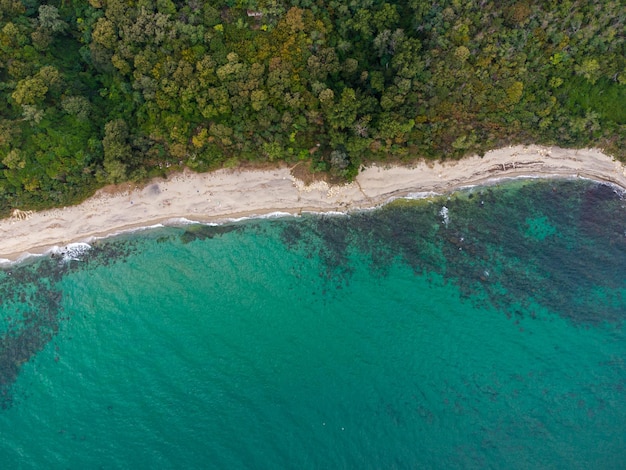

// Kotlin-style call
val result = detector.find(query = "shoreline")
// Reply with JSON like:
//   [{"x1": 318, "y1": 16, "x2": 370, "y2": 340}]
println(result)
[{"x1": 1, "y1": 144, "x2": 625, "y2": 264}]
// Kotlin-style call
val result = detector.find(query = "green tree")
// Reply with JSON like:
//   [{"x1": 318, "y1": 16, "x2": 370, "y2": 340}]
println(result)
[
  {"x1": 12, "y1": 76, "x2": 48, "y2": 105},
  {"x1": 37, "y1": 5, "x2": 68, "y2": 34},
  {"x1": 575, "y1": 58, "x2": 601, "y2": 84},
  {"x1": 102, "y1": 119, "x2": 131, "y2": 183}
]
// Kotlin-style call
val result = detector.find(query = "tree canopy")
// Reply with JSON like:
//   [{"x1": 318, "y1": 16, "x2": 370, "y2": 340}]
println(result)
[{"x1": 0, "y1": 0, "x2": 624, "y2": 214}]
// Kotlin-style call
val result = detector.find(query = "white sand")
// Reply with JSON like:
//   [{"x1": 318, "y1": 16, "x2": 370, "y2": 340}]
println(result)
[{"x1": 1, "y1": 144, "x2": 625, "y2": 262}]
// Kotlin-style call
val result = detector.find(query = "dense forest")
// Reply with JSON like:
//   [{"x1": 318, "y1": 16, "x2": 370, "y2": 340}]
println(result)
[{"x1": 0, "y1": 0, "x2": 624, "y2": 214}]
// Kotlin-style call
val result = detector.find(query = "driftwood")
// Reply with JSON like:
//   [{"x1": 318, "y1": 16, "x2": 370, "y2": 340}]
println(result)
[{"x1": 10, "y1": 209, "x2": 33, "y2": 221}]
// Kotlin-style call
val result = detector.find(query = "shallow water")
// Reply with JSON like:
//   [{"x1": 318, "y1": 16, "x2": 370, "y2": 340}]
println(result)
[{"x1": 0, "y1": 179, "x2": 625, "y2": 468}]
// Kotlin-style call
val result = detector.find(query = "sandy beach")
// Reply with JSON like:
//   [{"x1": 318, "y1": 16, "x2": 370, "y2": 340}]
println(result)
[{"x1": 1, "y1": 144, "x2": 625, "y2": 263}]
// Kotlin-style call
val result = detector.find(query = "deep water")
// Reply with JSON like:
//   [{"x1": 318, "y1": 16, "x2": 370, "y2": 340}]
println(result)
[{"x1": 1, "y1": 179, "x2": 625, "y2": 469}]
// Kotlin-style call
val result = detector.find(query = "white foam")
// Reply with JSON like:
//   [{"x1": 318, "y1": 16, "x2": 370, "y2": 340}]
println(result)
[
  {"x1": 600, "y1": 181, "x2": 626, "y2": 198},
  {"x1": 50, "y1": 242, "x2": 92, "y2": 262},
  {"x1": 0, "y1": 251, "x2": 47, "y2": 268},
  {"x1": 164, "y1": 217, "x2": 198, "y2": 226},
  {"x1": 439, "y1": 206, "x2": 450, "y2": 226},
  {"x1": 300, "y1": 210, "x2": 348, "y2": 218},
  {"x1": 123, "y1": 223, "x2": 166, "y2": 232},
  {"x1": 84, "y1": 223, "x2": 167, "y2": 245},
  {"x1": 258, "y1": 211, "x2": 293, "y2": 219},
  {"x1": 404, "y1": 191, "x2": 441, "y2": 199},
  {"x1": 225, "y1": 211, "x2": 294, "y2": 223}
]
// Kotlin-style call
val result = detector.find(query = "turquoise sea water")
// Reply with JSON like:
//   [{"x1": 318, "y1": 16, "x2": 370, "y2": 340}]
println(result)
[{"x1": 1, "y1": 179, "x2": 625, "y2": 469}]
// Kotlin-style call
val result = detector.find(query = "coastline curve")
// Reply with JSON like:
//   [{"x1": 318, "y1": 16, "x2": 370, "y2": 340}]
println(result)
[{"x1": 1, "y1": 145, "x2": 624, "y2": 263}]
